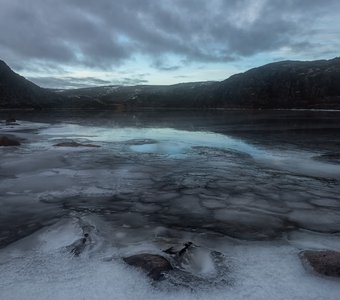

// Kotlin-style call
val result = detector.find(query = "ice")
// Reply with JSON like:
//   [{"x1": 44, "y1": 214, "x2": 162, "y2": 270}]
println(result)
[
  {"x1": 201, "y1": 199, "x2": 227, "y2": 209},
  {"x1": 310, "y1": 198, "x2": 340, "y2": 208},
  {"x1": 0, "y1": 171, "x2": 78, "y2": 193},
  {"x1": 0, "y1": 151, "x2": 66, "y2": 175},
  {"x1": 258, "y1": 155, "x2": 340, "y2": 180},
  {"x1": 0, "y1": 120, "x2": 50, "y2": 132},
  {"x1": 214, "y1": 209, "x2": 284, "y2": 230},
  {"x1": 171, "y1": 195, "x2": 209, "y2": 215},
  {"x1": 286, "y1": 230, "x2": 340, "y2": 251},
  {"x1": 177, "y1": 247, "x2": 218, "y2": 277},
  {"x1": 38, "y1": 122, "x2": 340, "y2": 180},
  {"x1": 130, "y1": 141, "x2": 187, "y2": 155},
  {"x1": 1, "y1": 113, "x2": 340, "y2": 299},
  {"x1": 40, "y1": 124, "x2": 263, "y2": 157},
  {"x1": 288, "y1": 209, "x2": 340, "y2": 232},
  {"x1": 0, "y1": 218, "x2": 340, "y2": 300}
]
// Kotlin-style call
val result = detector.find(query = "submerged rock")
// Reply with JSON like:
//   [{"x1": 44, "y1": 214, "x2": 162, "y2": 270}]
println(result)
[
  {"x1": 123, "y1": 253, "x2": 173, "y2": 280},
  {"x1": 54, "y1": 141, "x2": 100, "y2": 148},
  {"x1": 5, "y1": 118, "x2": 17, "y2": 125},
  {"x1": 0, "y1": 136, "x2": 21, "y2": 146},
  {"x1": 300, "y1": 250, "x2": 340, "y2": 278}
]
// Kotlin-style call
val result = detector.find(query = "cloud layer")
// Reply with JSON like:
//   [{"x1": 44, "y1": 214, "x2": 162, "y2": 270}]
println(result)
[{"x1": 0, "y1": 0, "x2": 339, "y2": 88}]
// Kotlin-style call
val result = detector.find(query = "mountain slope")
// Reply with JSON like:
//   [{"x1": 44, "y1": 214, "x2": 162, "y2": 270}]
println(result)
[
  {"x1": 1, "y1": 57, "x2": 340, "y2": 109},
  {"x1": 58, "y1": 81, "x2": 217, "y2": 109},
  {"x1": 0, "y1": 60, "x2": 48, "y2": 108},
  {"x1": 214, "y1": 58, "x2": 340, "y2": 109}
]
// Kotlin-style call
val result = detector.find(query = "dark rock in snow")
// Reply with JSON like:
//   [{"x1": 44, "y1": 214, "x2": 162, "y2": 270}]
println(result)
[
  {"x1": 0, "y1": 136, "x2": 21, "y2": 146},
  {"x1": 67, "y1": 233, "x2": 90, "y2": 256},
  {"x1": 300, "y1": 250, "x2": 340, "y2": 278},
  {"x1": 70, "y1": 238, "x2": 87, "y2": 256},
  {"x1": 164, "y1": 242, "x2": 194, "y2": 257},
  {"x1": 123, "y1": 253, "x2": 173, "y2": 280}
]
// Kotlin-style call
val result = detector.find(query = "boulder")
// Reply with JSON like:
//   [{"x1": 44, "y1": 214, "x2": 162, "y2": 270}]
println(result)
[
  {"x1": 123, "y1": 253, "x2": 173, "y2": 280},
  {"x1": 300, "y1": 250, "x2": 340, "y2": 278},
  {"x1": 0, "y1": 136, "x2": 21, "y2": 146}
]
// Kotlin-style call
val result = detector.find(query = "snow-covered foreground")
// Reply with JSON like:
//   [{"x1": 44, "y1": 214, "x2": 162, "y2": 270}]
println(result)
[
  {"x1": 0, "y1": 216, "x2": 339, "y2": 300},
  {"x1": 0, "y1": 112, "x2": 340, "y2": 299}
]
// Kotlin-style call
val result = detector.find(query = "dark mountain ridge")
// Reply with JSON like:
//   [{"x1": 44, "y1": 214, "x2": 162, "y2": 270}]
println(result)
[
  {"x1": 1, "y1": 57, "x2": 340, "y2": 110},
  {"x1": 213, "y1": 58, "x2": 340, "y2": 109},
  {"x1": 0, "y1": 60, "x2": 68, "y2": 109},
  {"x1": 0, "y1": 60, "x2": 47, "y2": 108}
]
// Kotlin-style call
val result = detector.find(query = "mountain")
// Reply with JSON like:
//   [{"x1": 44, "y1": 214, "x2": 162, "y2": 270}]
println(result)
[
  {"x1": 0, "y1": 60, "x2": 73, "y2": 109},
  {"x1": 0, "y1": 60, "x2": 48, "y2": 108},
  {"x1": 1, "y1": 58, "x2": 340, "y2": 110},
  {"x1": 57, "y1": 81, "x2": 217, "y2": 110},
  {"x1": 213, "y1": 58, "x2": 340, "y2": 109}
]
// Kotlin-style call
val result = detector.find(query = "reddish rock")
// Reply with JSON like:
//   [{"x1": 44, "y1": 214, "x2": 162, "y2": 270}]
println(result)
[
  {"x1": 0, "y1": 136, "x2": 20, "y2": 146},
  {"x1": 300, "y1": 250, "x2": 340, "y2": 278},
  {"x1": 123, "y1": 253, "x2": 173, "y2": 280}
]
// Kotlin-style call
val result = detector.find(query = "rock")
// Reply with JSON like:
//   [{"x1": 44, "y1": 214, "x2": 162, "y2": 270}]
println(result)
[
  {"x1": 54, "y1": 141, "x2": 100, "y2": 148},
  {"x1": 70, "y1": 238, "x2": 87, "y2": 256},
  {"x1": 123, "y1": 253, "x2": 173, "y2": 280},
  {"x1": 0, "y1": 136, "x2": 21, "y2": 146},
  {"x1": 67, "y1": 233, "x2": 90, "y2": 256},
  {"x1": 300, "y1": 250, "x2": 340, "y2": 278},
  {"x1": 164, "y1": 242, "x2": 194, "y2": 256},
  {"x1": 5, "y1": 118, "x2": 17, "y2": 125}
]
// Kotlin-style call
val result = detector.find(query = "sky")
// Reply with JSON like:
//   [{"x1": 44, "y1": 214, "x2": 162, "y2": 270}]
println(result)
[{"x1": 0, "y1": 0, "x2": 339, "y2": 89}]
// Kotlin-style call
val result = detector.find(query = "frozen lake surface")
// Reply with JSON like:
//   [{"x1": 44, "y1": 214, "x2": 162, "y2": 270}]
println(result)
[{"x1": 0, "y1": 110, "x2": 340, "y2": 299}]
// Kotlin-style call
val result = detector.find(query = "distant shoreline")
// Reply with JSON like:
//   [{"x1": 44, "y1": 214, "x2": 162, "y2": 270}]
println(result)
[{"x1": 1, "y1": 108, "x2": 340, "y2": 112}]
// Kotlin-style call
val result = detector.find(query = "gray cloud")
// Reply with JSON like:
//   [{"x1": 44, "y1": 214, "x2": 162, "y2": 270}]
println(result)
[
  {"x1": 152, "y1": 59, "x2": 181, "y2": 71},
  {"x1": 120, "y1": 78, "x2": 148, "y2": 86},
  {"x1": 1, "y1": 0, "x2": 339, "y2": 87},
  {"x1": 27, "y1": 76, "x2": 113, "y2": 89},
  {"x1": 174, "y1": 75, "x2": 189, "y2": 79},
  {"x1": 28, "y1": 76, "x2": 148, "y2": 89}
]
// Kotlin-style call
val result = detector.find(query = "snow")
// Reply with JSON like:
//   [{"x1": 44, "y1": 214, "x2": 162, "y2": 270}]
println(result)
[{"x1": 0, "y1": 217, "x2": 339, "y2": 300}]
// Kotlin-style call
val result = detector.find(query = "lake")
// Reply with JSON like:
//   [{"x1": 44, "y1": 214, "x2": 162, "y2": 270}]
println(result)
[{"x1": 0, "y1": 110, "x2": 340, "y2": 299}]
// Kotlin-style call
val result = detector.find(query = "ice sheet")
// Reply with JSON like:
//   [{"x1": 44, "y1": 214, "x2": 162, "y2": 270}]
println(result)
[{"x1": 1, "y1": 117, "x2": 340, "y2": 299}]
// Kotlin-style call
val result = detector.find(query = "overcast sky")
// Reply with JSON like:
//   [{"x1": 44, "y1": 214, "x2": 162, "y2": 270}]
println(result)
[{"x1": 0, "y1": 0, "x2": 339, "y2": 89}]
